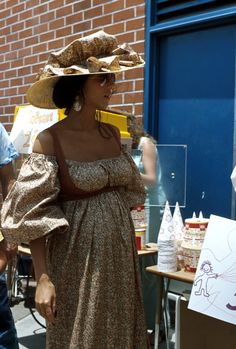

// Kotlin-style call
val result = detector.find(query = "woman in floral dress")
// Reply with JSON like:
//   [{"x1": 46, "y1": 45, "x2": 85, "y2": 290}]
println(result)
[{"x1": 1, "y1": 31, "x2": 149, "y2": 348}]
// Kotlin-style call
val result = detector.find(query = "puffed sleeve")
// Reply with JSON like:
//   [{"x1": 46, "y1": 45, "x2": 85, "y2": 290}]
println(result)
[
  {"x1": 1, "y1": 153, "x2": 69, "y2": 245},
  {"x1": 122, "y1": 150, "x2": 146, "y2": 208}
]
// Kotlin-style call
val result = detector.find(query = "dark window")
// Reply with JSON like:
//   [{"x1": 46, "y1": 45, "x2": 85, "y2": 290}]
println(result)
[{"x1": 155, "y1": 0, "x2": 236, "y2": 23}]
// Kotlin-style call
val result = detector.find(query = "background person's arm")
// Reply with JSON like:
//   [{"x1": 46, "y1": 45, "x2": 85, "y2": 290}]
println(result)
[
  {"x1": 140, "y1": 137, "x2": 157, "y2": 187},
  {"x1": 0, "y1": 162, "x2": 15, "y2": 200},
  {"x1": 0, "y1": 161, "x2": 17, "y2": 271},
  {"x1": 0, "y1": 232, "x2": 7, "y2": 272}
]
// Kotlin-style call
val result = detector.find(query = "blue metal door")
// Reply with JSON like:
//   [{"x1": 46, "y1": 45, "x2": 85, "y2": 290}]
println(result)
[{"x1": 157, "y1": 24, "x2": 236, "y2": 219}]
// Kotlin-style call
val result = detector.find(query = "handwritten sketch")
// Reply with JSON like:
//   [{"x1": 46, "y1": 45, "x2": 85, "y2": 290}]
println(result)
[
  {"x1": 188, "y1": 215, "x2": 236, "y2": 325},
  {"x1": 194, "y1": 261, "x2": 218, "y2": 297}
]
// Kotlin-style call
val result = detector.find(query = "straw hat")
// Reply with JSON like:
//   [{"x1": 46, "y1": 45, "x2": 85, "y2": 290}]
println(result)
[{"x1": 27, "y1": 30, "x2": 145, "y2": 109}]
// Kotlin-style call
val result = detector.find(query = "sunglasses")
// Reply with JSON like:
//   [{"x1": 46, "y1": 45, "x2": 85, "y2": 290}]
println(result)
[{"x1": 89, "y1": 73, "x2": 116, "y2": 86}]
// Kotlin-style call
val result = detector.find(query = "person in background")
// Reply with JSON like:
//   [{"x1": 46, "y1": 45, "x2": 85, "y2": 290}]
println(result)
[
  {"x1": 128, "y1": 114, "x2": 161, "y2": 242},
  {"x1": 128, "y1": 115, "x2": 163, "y2": 339},
  {"x1": 1, "y1": 31, "x2": 150, "y2": 348},
  {"x1": 0, "y1": 122, "x2": 19, "y2": 349}
]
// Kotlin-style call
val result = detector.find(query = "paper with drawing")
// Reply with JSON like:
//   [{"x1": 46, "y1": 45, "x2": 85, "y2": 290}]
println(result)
[{"x1": 188, "y1": 214, "x2": 236, "y2": 325}]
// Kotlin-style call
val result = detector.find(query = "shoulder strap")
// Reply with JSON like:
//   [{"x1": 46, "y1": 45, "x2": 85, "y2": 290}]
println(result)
[
  {"x1": 48, "y1": 128, "x2": 71, "y2": 181},
  {"x1": 105, "y1": 123, "x2": 122, "y2": 150},
  {"x1": 47, "y1": 127, "x2": 79, "y2": 199}
]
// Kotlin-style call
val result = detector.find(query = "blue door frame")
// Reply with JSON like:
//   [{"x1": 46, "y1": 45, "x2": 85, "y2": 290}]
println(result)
[{"x1": 144, "y1": 3, "x2": 236, "y2": 219}]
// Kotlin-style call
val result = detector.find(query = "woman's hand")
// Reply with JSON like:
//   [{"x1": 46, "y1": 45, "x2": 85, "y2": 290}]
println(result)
[
  {"x1": 29, "y1": 237, "x2": 56, "y2": 323},
  {"x1": 35, "y1": 274, "x2": 57, "y2": 325}
]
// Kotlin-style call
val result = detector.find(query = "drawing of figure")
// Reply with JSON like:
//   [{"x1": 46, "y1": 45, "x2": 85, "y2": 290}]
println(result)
[
  {"x1": 194, "y1": 260, "x2": 218, "y2": 297},
  {"x1": 189, "y1": 215, "x2": 236, "y2": 325}
]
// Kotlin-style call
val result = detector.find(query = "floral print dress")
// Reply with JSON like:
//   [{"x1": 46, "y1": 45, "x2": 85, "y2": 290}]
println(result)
[{"x1": 1, "y1": 149, "x2": 150, "y2": 349}]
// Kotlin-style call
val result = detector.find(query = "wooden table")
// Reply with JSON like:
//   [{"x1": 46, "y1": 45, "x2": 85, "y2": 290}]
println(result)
[
  {"x1": 138, "y1": 247, "x2": 158, "y2": 257},
  {"x1": 146, "y1": 265, "x2": 195, "y2": 283},
  {"x1": 146, "y1": 265, "x2": 195, "y2": 349},
  {"x1": 18, "y1": 245, "x2": 158, "y2": 257},
  {"x1": 18, "y1": 244, "x2": 31, "y2": 256}
]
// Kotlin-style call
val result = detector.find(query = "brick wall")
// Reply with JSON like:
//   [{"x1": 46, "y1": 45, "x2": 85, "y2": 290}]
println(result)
[{"x1": 0, "y1": 0, "x2": 146, "y2": 133}]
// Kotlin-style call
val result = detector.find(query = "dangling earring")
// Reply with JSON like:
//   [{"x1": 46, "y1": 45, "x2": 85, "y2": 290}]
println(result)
[
  {"x1": 73, "y1": 96, "x2": 81, "y2": 112},
  {"x1": 100, "y1": 77, "x2": 106, "y2": 87}
]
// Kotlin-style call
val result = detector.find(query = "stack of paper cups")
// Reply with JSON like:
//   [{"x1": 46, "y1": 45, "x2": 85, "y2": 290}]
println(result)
[
  {"x1": 157, "y1": 201, "x2": 177, "y2": 272},
  {"x1": 157, "y1": 240, "x2": 177, "y2": 272}
]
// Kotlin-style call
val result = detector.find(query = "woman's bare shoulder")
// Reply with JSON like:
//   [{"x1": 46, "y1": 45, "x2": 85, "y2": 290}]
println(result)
[
  {"x1": 32, "y1": 127, "x2": 55, "y2": 155},
  {"x1": 141, "y1": 136, "x2": 155, "y2": 148}
]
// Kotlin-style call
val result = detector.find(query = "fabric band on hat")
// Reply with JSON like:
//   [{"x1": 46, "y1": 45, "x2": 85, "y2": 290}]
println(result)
[{"x1": 26, "y1": 30, "x2": 145, "y2": 109}]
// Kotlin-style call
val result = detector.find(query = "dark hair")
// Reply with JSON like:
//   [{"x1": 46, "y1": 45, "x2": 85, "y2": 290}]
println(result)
[
  {"x1": 52, "y1": 75, "x2": 89, "y2": 114},
  {"x1": 127, "y1": 115, "x2": 157, "y2": 149}
]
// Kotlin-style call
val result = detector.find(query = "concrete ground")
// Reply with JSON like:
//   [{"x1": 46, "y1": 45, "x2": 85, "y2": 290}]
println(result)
[
  {"x1": 9, "y1": 274, "x2": 46, "y2": 349},
  {"x1": 11, "y1": 300, "x2": 46, "y2": 349}
]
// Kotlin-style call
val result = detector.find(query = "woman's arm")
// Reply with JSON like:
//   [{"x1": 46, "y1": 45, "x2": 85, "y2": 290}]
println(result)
[
  {"x1": 140, "y1": 137, "x2": 157, "y2": 187},
  {"x1": 30, "y1": 236, "x2": 56, "y2": 324},
  {"x1": 29, "y1": 236, "x2": 48, "y2": 282}
]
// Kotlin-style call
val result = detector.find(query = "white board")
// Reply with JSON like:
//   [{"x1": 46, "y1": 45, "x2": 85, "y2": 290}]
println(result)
[{"x1": 10, "y1": 106, "x2": 59, "y2": 154}]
